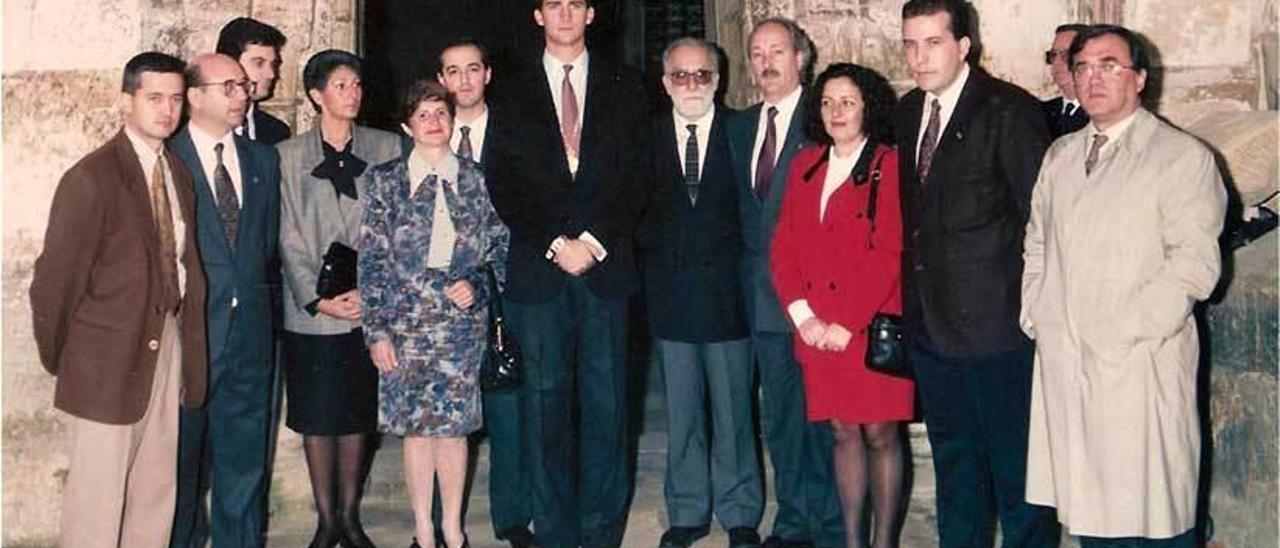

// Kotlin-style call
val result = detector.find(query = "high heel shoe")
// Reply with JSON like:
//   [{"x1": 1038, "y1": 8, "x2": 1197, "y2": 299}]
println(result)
[{"x1": 338, "y1": 518, "x2": 378, "y2": 548}]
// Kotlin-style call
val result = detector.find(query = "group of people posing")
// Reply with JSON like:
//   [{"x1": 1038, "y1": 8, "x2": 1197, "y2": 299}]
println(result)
[{"x1": 29, "y1": 1, "x2": 1227, "y2": 548}]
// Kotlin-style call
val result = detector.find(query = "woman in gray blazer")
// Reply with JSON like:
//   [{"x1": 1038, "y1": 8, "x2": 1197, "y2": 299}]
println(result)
[{"x1": 277, "y1": 49, "x2": 402, "y2": 548}]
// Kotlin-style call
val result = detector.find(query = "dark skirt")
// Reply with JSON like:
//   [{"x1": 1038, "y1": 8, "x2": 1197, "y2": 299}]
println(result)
[{"x1": 282, "y1": 329, "x2": 378, "y2": 435}]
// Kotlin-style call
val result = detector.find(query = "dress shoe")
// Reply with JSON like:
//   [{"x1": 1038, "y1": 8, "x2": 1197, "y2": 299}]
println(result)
[
  {"x1": 727, "y1": 527, "x2": 761, "y2": 548},
  {"x1": 498, "y1": 525, "x2": 536, "y2": 548},
  {"x1": 409, "y1": 539, "x2": 421, "y2": 548},
  {"x1": 760, "y1": 536, "x2": 813, "y2": 548},
  {"x1": 339, "y1": 519, "x2": 378, "y2": 548},
  {"x1": 659, "y1": 525, "x2": 711, "y2": 548}
]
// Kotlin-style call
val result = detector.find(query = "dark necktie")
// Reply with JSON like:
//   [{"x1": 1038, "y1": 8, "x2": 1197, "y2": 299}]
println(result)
[
  {"x1": 561, "y1": 64, "x2": 580, "y2": 157},
  {"x1": 458, "y1": 125, "x2": 474, "y2": 160},
  {"x1": 754, "y1": 106, "x2": 779, "y2": 201},
  {"x1": 1085, "y1": 133, "x2": 1109, "y2": 176},
  {"x1": 213, "y1": 142, "x2": 240, "y2": 250},
  {"x1": 150, "y1": 156, "x2": 180, "y2": 310},
  {"x1": 684, "y1": 123, "x2": 700, "y2": 205},
  {"x1": 917, "y1": 98, "x2": 942, "y2": 182}
]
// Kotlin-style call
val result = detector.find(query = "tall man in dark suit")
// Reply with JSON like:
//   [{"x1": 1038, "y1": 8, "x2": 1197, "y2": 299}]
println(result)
[
  {"x1": 30, "y1": 51, "x2": 209, "y2": 548},
  {"x1": 168, "y1": 53, "x2": 281, "y2": 548},
  {"x1": 1041, "y1": 23, "x2": 1090, "y2": 138},
  {"x1": 725, "y1": 17, "x2": 843, "y2": 548},
  {"x1": 437, "y1": 37, "x2": 535, "y2": 548},
  {"x1": 895, "y1": 1, "x2": 1059, "y2": 547},
  {"x1": 643, "y1": 37, "x2": 763, "y2": 548},
  {"x1": 217, "y1": 17, "x2": 291, "y2": 146},
  {"x1": 485, "y1": 1, "x2": 649, "y2": 546}
]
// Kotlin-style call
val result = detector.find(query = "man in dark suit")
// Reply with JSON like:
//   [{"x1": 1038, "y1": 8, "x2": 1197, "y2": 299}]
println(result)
[
  {"x1": 643, "y1": 37, "x2": 762, "y2": 548},
  {"x1": 168, "y1": 53, "x2": 281, "y2": 548},
  {"x1": 895, "y1": 1, "x2": 1059, "y2": 547},
  {"x1": 30, "y1": 51, "x2": 209, "y2": 548},
  {"x1": 437, "y1": 37, "x2": 535, "y2": 548},
  {"x1": 217, "y1": 17, "x2": 291, "y2": 146},
  {"x1": 1041, "y1": 23, "x2": 1090, "y2": 138},
  {"x1": 485, "y1": 1, "x2": 650, "y2": 546},
  {"x1": 725, "y1": 17, "x2": 843, "y2": 548}
]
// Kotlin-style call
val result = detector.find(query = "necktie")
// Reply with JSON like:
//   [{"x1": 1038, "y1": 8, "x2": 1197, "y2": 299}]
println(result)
[
  {"x1": 754, "y1": 106, "x2": 779, "y2": 201},
  {"x1": 561, "y1": 64, "x2": 580, "y2": 158},
  {"x1": 917, "y1": 98, "x2": 942, "y2": 182},
  {"x1": 150, "y1": 156, "x2": 181, "y2": 310},
  {"x1": 684, "y1": 123, "x2": 700, "y2": 205},
  {"x1": 457, "y1": 125, "x2": 474, "y2": 160},
  {"x1": 1085, "y1": 133, "x2": 1109, "y2": 176},
  {"x1": 213, "y1": 142, "x2": 240, "y2": 250}
]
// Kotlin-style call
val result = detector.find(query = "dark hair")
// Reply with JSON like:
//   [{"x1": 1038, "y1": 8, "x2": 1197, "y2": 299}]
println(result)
[
  {"x1": 902, "y1": 0, "x2": 973, "y2": 41},
  {"x1": 1055, "y1": 23, "x2": 1089, "y2": 35},
  {"x1": 303, "y1": 49, "x2": 363, "y2": 112},
  {"x1": 750, "y1": 17, "x2": 816, "y2": 82},
  {"x1": 806, "y1": 63, "x2": 897, "y2": 146},
  {"x1": 399, "y1": 79, "x2": 456, "y2": 124},
  {"x1": 438, "y1": 38, "x2": 489, "y2": 69},
  {"x1": 216, "y1": 17, "x2": 287, "y2": 60},
  {"x1": 1068, "y1": 24, "x2": 1151, "y2": 74},
  {"x1": 122, "y1": 51, "x2": 185, "y2": 94}
]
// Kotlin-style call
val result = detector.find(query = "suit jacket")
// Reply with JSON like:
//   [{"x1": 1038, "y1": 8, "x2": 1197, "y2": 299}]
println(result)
[
  {"x1": 30, "y1": 130, "x2": 209, "y2": 424},
  {"x1": 894, "y1": 67, "x2": 1050, "y2": 357},
  {"x1": 1041, "y1": 96, "x2": 1089, "y2": 139},
  {"x1": 277, "y1": 125, "x2": 404, "y2": 335},
  {"x1": 638, "y1": 107, "x2": 748, "y2": 343},
  {"x1": 486, "y1": 55, "x2": 650, "y2": 303},
  {"x1": 170, "y1": 128, "x2": 280, "y2": 380},
  {"x1": 726, "y1": 94, "x2": 811, "y2": 333},
  {"x1": 251, "y1": 106, "x2": 292, "y2": 146}
]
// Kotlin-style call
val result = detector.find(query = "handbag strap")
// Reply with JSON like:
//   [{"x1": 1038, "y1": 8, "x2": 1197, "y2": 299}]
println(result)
[{"x1": 866, "y1": 145, "x2": 886, "y2": 228}]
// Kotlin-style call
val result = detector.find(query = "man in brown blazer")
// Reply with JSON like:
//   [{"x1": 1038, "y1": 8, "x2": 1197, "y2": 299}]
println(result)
[{"x1": 28, "y1": 51, "x2": 209, "y2": 548}]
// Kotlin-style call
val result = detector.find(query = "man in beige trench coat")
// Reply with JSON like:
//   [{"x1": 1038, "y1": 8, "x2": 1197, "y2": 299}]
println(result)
[{"x1": 1020, "y1": 24, "x2": 1226, "y2": 548}]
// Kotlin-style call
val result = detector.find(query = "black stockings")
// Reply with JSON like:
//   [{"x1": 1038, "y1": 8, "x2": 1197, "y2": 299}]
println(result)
[
  {"x1": 304, "y1": 433, "x2": 377, "y2": 548},
  {"x1": 832, "y1": 421, "x2": 905, "y2": 548}
]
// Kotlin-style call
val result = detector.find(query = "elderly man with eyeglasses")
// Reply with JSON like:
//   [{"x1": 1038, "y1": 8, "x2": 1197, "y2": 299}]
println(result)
[{"x1": 1041, "y1": 23, "x2": 1091, "y2": 138}]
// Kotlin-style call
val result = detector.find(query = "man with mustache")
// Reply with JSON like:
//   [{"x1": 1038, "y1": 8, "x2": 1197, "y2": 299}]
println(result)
[
  {"x1": 894, "y1": 1, "x2": 1058, "y2": 547},
  {"x1": 725, "y1": 17, "x2": 843, "y2": 548},
  {"x1": 167, "y1": 53, "x2": 282, "y2": 548},
  {"x1": 642, "y1": 37, "x2": 762, "y2": 548},
  {"x1": 31, "y1": 51, "x2": 208, "y2": 548}
]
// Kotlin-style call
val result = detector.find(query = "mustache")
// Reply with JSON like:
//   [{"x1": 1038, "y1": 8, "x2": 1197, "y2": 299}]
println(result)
[{"x1": 759, "y1": 68, "x2": 781, "y2": 78}]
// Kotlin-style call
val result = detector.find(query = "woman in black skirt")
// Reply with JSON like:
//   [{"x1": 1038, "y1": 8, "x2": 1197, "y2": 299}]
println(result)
[{"x1": 276, "y1": 49, "x2": 404, "y2": 548}]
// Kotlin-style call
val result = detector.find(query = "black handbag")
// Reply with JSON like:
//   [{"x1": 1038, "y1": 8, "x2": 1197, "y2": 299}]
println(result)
[
  {"x1": 480, "y1": 265, "x2": 523, "y2": 391},
  {"x1": 315, "y1": 241, "x2": 358, "y2": 298},
  {"x1": 861, "y1": 149, "x2": 911, "y2": 378}
]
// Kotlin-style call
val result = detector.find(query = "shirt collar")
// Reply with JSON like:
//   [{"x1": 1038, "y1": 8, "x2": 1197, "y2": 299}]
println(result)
[
  {"x1": 188, "y1": 123, "x2": 235, "y2": 156},
  {"x1": 543, "y1": 49, "x2": 589, "y2": 79},
  {"x1": 1088, "y1": 107, "x2": 1141, "y2": 146},
  {"x1": 673, "y1": 105, "x2": 715, "y2": 132},
  {"x1": 765, "y1": 84, "x2": 804, "y2": 118},
  {"x1": 123, "y1": 126, "x2": 163, "y2": 169},
  {"x1": 409, "y1": 148, "x2": 460, "y2": 183},
  {"x1": 926, "y1": 63, "x2": 970, "y2": 111},
  {"x1": 459, "y1": 107, "x2": 488, "y2": 133}
]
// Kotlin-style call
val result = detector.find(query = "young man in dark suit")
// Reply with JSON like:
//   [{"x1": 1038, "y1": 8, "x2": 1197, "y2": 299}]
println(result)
[
  {"x1": 30, "y1": 51, "x2": 209, "y2": 548},
  {"x1": 725, "y1": 17, "x2": 843, "y2": 548},
  {"x1": 217, "y1": 17, "x2": 291, "y2": 146},
  {"x1": 642, "y1": 37, "x2": 762, "y2": 548},
  {"x1": 895, "y1": 1, "x2": 1059, "y2": 546},
  {"x1": 484, "y1": 1, "x2": 650, "y2": 547},
  {"x1": 167, "y1": 53, "x2": 281, "y2": 548},
  {"x1": 1041, "y1": 23, "x2": 1090, "y2": 138}
]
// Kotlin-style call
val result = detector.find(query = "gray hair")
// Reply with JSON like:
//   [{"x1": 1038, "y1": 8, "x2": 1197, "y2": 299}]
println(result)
[
  {"x1": 662, "y1": 37, "x2": 721, "y2": 74},
  {"x1": 750, "y1": 16, "x2": 815, "y2": 68}
]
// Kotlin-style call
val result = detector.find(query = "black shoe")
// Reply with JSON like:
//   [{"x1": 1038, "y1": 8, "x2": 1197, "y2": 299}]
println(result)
[
  {"x1": 727, "y1": 527, "x2": 761, "y2": 548},
  {"x1": 498, "y1": 525, "x2": 536, "y2": 548},
  {"x1": 659, "y1": 525, "x2": 711, "y2": 548},
  {"x1": 409, "y1": 538, "x2": 421, "y2": 548},
  {"x1": 760, "y1": 536, "x2": 812, "y2": 548},
  {"x1": 783, "y1": 540, "x2": 814, "y2": 548},
  {"x1": 309, "y1": 525, "x2": 342, "y2": 548},
  {"x1": 338, "y1": 518, "x2": 378, "y2": 548}
]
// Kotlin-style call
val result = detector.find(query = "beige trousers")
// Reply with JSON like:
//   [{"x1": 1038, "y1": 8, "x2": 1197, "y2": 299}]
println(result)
[{"x1": 59, "y1": 314, "x2": 183, "y2": 548}]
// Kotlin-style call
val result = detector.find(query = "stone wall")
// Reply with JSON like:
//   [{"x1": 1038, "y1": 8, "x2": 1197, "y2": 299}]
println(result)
[{"x1": 1, "y1": 0, "x2": 357, "y2": 543}]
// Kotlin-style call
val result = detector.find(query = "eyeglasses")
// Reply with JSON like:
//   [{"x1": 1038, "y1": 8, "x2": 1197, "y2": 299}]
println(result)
[
  {"x1": 1044, "y1": 49, "x2": 1069, "y2": 65},
  {"x1": 1071, "y1": 60, "x2": 1135, "y2": 78},
  {"x1": 666, "y1": 69, "x2": 716, "y2": 87},
  {"x1": 194, "y1": 78, "x2": 251, "y2": 96}
]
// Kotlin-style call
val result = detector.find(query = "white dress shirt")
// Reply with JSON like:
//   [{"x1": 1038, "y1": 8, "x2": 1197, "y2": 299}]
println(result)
[
  {"x1": 540, "y1": 49, "x2": 607, "y2": 263},
  {"x1": 750, "y1": 85, "x2": 804, "y2": 188},
  {"x1": 187, "y1": 124, "x2": 244, "y2": 207},
  {"x1": 408, "y1": 149, "x2": 460, "y2": 269},
  {"x1": 235, "y1": 103, "x2": 258, "y2": 140},
  {"x1": 673, "y1": 106, "x2": 715, "y2": 176},
  {"x1": 1063, "y1": 98, "x2": 1081, "y2": 117},
  {"x1": 1085, "y1": 108, "x2": 1140, "y2": 170},
  {"x1": 451, "y1": 107, "x2": 489, "y2": 163},
  {"x1": 125, "y1": 127, "x2": 187, "y2": 295},
  {"x1": 916, "y1": 63, "x2": 971, "y2": 165}
]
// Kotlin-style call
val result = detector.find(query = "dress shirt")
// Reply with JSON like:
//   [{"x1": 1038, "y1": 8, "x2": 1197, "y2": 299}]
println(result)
[
  {"x1": 187, "y1": 124, "x2": 244, "y2": 207},
  {"x1": 235, "y1": 103, "x2": 258, "y2": 140},
  {"x1": 540, "y1": 49, "x2": 606, "y2": 263},
  {"x1": 125, "y1": 127, "x2": 187, "y2": 295},
  {"x1": 1086, "y1": 108, "x2": 1140, "y2": 167},
  {"x1": 408, "y1": 149, "x2": 460, "y2": 269},
  {"x1": 915, "y1": 63, "x2": 971, "y2": 164},
  {"x1": 750, "y1": 84, "x2": 804, "y2": 188},
  {"x1": 451, "y1": 107, "x2": 489, "y2": 163},
  {"x1": 673, "y1": 106, "x2": 715, "y2": 176},
  {"x1": 1062, "y1": 98, "x2": 1081, "y2": 117}
]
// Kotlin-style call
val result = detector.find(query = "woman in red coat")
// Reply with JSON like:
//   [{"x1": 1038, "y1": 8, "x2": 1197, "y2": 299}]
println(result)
[{"x1": 770, "y1": 63, "x2": 913, "y2": 548}]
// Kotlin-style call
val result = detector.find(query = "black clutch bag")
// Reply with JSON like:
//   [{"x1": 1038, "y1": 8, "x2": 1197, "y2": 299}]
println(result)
[
  {"x1": 316, "y1": 241, "x2": 358, "y2": 298},
  {"x1": 480, "y1": 265, "x2": 523, "y2": 392},
  {"x1": 866, "y1": 313, "x2": 911, "y2": 378}
]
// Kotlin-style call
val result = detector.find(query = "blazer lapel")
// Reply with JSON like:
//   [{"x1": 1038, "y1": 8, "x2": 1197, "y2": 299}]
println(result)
[
  {"x1": 112, "y1": 132, "x2": 160, "y2": 253},
  {"x1": 233, "y1": 135, "x2": 259, "y2": 255},
  {"x1": 924, "y1": 69, "x2": 986, "y2": 187},
  {"x1": 171, "y1": 129, "x2": 234, "y2": 257},
  {"x1": 899, "y1": 91, "x2": 924, "y2": 178},
  {"x1": 525, "y1": 65, "x2": 574, "y2": 182}
]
